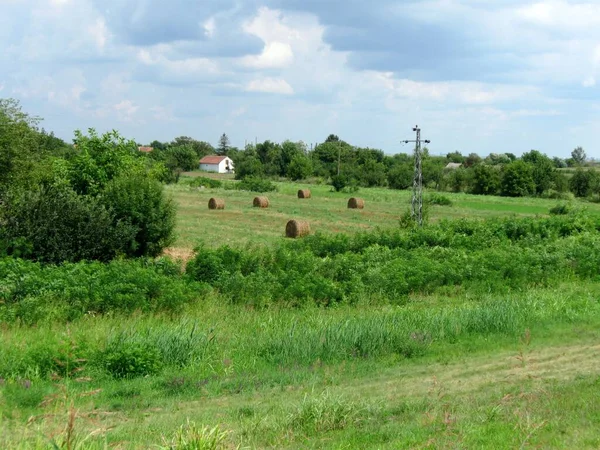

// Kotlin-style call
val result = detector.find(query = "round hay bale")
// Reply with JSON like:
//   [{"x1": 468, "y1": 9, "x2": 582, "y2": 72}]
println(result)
[
  {"x1": 285, "y1": 220, "x2": 311, "y2": 238},
  {"x1": 208, "y1": 198, "x2": 225, "y2": 210},
  {"x1": 297, "y1": 189, "x2": 311, "y2": 199},
  {"x1": 253, "y1": 196, "x2": 270, "y2": 208},
  {"x1": 347, "y1": 197, "x2": 365, "y2": 209}
]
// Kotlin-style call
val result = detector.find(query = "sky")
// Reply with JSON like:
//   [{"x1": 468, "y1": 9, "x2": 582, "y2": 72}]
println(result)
[{"x1": 1, "y1": 0, "x2": 599, "y2": 158}]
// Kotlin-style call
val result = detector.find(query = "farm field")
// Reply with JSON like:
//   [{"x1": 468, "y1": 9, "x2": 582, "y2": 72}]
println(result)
[
  {"x1": 2, "y1": 177, "x2": 600, "y2": 449},
  {"x1": 170, "y1": 175, "x2": 600, "y2": 250}
]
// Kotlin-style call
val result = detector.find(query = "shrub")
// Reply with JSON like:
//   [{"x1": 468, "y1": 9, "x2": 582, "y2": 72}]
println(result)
[
  {"x1": 0, "y1": 185, "x2": 136, "y2": 263},
  {"x1": 549, "y1": 203, "x2": 575, "y2": 215},
  {"x1": 330, "y1": 174, "x2": 348, "y2": 192},
  {"x1": 189, "y1": 177, "x2": 222, "y2": 189},
  {"x1": 425, "y1": 193, "x2": 453, "y2": 206},
  {"x1": 101, "y1": 176, "x2": 177, "y2": 257},
  {"x1": 500, "y1": 161, "x2": 536, "y2": 197},
  {"x1": 101, "y1": 332, "x2": 162, "y2": 378},
  {"x1": 237, "y1": 177, "x2": 277, "y2": 193}
]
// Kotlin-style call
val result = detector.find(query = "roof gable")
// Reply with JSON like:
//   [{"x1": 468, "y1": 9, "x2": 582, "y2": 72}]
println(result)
[{"x1": 199, "y1": 155, "x2": 228, "y2": 164}]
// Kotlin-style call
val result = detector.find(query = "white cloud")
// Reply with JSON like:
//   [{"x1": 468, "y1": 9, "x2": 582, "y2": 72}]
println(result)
[
  {"x1": 241, "y1": 41, "x2": 294, "y2": 69},
  {"x1": 372, "y1": 72, "x2": 535, "y2": 105},
  {"x1": 203, "y1": 17, "x2": 216, "y2": 38},
  {"x1": 582, "y1": 77, "x2": 596, "y2": 88},
  {"x1": 517, "y1": 1, "x2": 600, "y2": 29},
  {"x1": 113, "y1": 100, "x2": 139, "y2": 122},
  {"x1": 246, "y1": 77, "x2": 294, "y2": 95},
  {"x1": 89, "y1": 17, "x2": 108, "y2": 50}
]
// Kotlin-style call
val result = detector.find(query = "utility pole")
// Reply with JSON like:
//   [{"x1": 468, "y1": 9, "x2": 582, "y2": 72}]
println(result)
[
  {"x1": 402, "y1": 125, "x2": 431, "y2": 227},
  {"x1": 337, "y1": 141, "x2": 341, "y2": 176}
]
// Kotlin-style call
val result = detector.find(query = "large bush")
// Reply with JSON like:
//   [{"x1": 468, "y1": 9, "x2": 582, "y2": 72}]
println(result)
[
  {"x1": 102, "y1": 176, "x2": 177, "y2": 257},
  {"x1": 0, "y1": 185, "x2": 136, "y2": 263}
]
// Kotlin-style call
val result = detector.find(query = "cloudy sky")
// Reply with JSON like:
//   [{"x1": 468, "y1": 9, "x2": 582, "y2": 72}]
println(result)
[{"x1": 1, "y1": 0, "x2": 599, "y2": 157}]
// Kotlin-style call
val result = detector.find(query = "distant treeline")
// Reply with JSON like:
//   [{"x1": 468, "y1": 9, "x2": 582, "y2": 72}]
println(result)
[{"x1": 147, "y1": 133, "x2": 598, "y2": 200}]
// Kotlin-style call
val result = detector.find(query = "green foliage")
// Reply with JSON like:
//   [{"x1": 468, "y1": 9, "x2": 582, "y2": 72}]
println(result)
[
  {"x1": 102, "y1": 176, "x2": 177, "y2": 258},
  {"x1": 425, "y1": 193, "x2": 453, "y2": 206},
  {"x1": 0, "y1": 257, "x2": 201, "y2": 324},
  {"x1": 237, "y1": 177, "x2": 277, "y2": 193},
  {"x1": 330, "y1": 174, "x2": 349, "y2": 192},
  {"x1": 470, "y1": 164, "x2": 500, "y2": 195},
  {"x1": 164, "y1": 145, "x2": 199, "y2": 172},
  {"x1": 287, "y1": 154, "x2": 313, "y2": 181},
  {"x1": 185, "y1": 214, "x2": 600, "y2": 308},
  {"x1": 234, "y1": 154, "x2": 263, "y2": 180},
  {"x1": 569, "y1": 169, "x2": 600, "y2": 198},
  {"x1": 217, "y1": 133, "x2": 230, "y2": 156},
  {"x1": 500, "y1": 161, "x2": 536, "y2": 197},
  {"x1": 387, "y1": 164, "x2": 413, "y2": 190},
  {"x1": 522, "y1": 150, "x2": 556, "y2": 195},
  {"x1": 161, "y1": 421, "x2": 229, "y2": 450},
  {"x1": 0, "y1": 185, "x2": 136, "y2": 264},
  {"x1": 68, "y1": 129, "x2": 158, "y2": 196},
  {"x1": 101, "y1": 332, "x2": 162, "y2": 378},
  {"x1": 571, "y1": 146, "x2": 586, "y2": 166},
  {"x1": 189, "y1": 177, "x2": 223, "y2": 189},
  {"x1": 549, "y1": 203, "x2": 575, "y2": 215}
]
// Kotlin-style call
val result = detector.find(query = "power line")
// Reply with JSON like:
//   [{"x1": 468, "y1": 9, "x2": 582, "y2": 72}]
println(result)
[{"x1": 402, "y1": 125, "x2": 431, "y2": 227}]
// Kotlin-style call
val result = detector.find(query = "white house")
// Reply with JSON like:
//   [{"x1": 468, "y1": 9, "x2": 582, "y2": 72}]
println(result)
[{"x1": 199, "y1": 155, "x2": 235, "y2": 174}]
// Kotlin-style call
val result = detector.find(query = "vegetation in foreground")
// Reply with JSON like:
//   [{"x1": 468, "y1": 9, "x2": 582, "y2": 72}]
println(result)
[{"x1": 1, "y1": 212, "x2": 599, "y2": 448}]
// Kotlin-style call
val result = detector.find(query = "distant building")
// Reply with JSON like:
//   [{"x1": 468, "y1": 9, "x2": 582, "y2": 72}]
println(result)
[
  {"x1": 444, "y1": 162, "x2": 462, "y2": 170},
  {"x1": 199, "y1": 155, "x2": 234, "y2": 174},
  {"x1": 138, "y1": 146, "x2": 153, "y2": 153}
]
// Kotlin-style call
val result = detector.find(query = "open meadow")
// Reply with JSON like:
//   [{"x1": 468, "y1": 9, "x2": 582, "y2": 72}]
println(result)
[
  {"x1": 171, "y1": 174, "x2": 600, "y2": 250},
  {"x1": 2, "y1": 178, "x2": 600, "y2": 449}
]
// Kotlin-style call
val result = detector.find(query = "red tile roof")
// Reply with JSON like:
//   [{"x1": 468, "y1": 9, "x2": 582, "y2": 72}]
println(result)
[
  {"x1": 138, "y1": 146, "x2": 153, "y2": 153},
  {"x1": 199, "y1": 155, "x2": 228, "y2": 164}
]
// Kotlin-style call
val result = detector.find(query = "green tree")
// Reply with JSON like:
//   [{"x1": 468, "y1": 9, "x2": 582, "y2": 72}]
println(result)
[
  {"x1": 470, "y1": 164, "x2": 500, "y2": 195},
  {"x1": 1, "y1": 184, "x2": 136, "y2": 263},
  {"x1": 571, "y1": 146, "x2": 586, "y2": 166},
  {"x1": 102, "y1": 176, "x2": 176, "y2": 257},
  {"x1": 164, "y1": 145, "x2": 198, "y2": 171},
  {"x1": 521, "y1": 150, "x2": 555, "y2": 195},
  {"x1": 0, "y1": 98, "x2": 43, "y2": 191},
  {"x1": 500, "y1": 161, "x2": 535, "y2": 197},
  {"x1": 569, "y1": 168, "x2": 599, "y2": 197},
  {"x1": 217, "y1": 133, "x2": 230, "y2": 155},
  {"x1": 446, "y1": 151, "x2": 465, "y2": 163},
  {"x1": 287, "y1": 154, "x2": 313, "y2": 180},
  {"x1": 68, "y1": 129, "x2": 157, "y2": 196},
  {"x1": 387, "y1": 164, "x2": 413, "y2": 190}
]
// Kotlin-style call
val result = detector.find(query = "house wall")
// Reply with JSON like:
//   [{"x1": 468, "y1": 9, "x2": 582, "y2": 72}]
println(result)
[
  {"x1": 200, "y1": 158, "x2": 234, "y2": 173},
  {"x1": 200, "y1": 163, "x2": 219, "y2": 172}
]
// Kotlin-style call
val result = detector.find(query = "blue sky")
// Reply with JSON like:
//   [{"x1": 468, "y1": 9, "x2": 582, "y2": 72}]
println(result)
[{"x1": 1, "y1": 0, "x2": 599, "y2": 157}]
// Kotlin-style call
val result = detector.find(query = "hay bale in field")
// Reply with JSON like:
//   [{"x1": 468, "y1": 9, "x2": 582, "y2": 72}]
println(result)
[
  {"x1": 253, "y1": 196, "x2": 270, "y2": 208},
  {"x1": 286, "y1": 220, "x2": 310, "y2": 238},
  {"x1": 297, "y1": 189, "x2": 311, "y2": 199},
  {"x1": 208, "y1": 198, "x2": 225, "y2": 210},
  {"x1": 347, "y1": 197, "x2": 365, "y2": 209}
]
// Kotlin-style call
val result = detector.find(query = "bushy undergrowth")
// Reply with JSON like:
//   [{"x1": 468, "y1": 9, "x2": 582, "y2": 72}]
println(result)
[
  {"x1": 0, "y1": 257, "x2": 206, "y2": 324},
  {"x1": 187, "y1": 213, "x2": 600, "y2": 306},
  {"x1": 237, "y1": 177, "x2": 278, "y2": 192},
  {"x1": 189, "y1": 177, "x2": 223, "y2": 189}
]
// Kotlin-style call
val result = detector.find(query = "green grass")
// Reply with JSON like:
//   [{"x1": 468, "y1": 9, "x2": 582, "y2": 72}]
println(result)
[
  {"x1": 1, "y1": 282, "x2": 599, "y2": 448},
  {"x1": 3, "y1": 178, "x2": 600, "y2": 448},
  {"x1": 170, "y1": 178, "x2": 600, "y2": 250}
]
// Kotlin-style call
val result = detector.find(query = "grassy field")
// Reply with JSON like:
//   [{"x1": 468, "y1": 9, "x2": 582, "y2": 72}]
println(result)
[
  {"x1": 170, "y1": 175, "x2": 599, "y2": 250},
  {"x1": 2, "y1": 177, "x2": 600, "y2": 448},
  {"x1": 1, "y1": 283, "x2": 599, "y2": 449}
]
